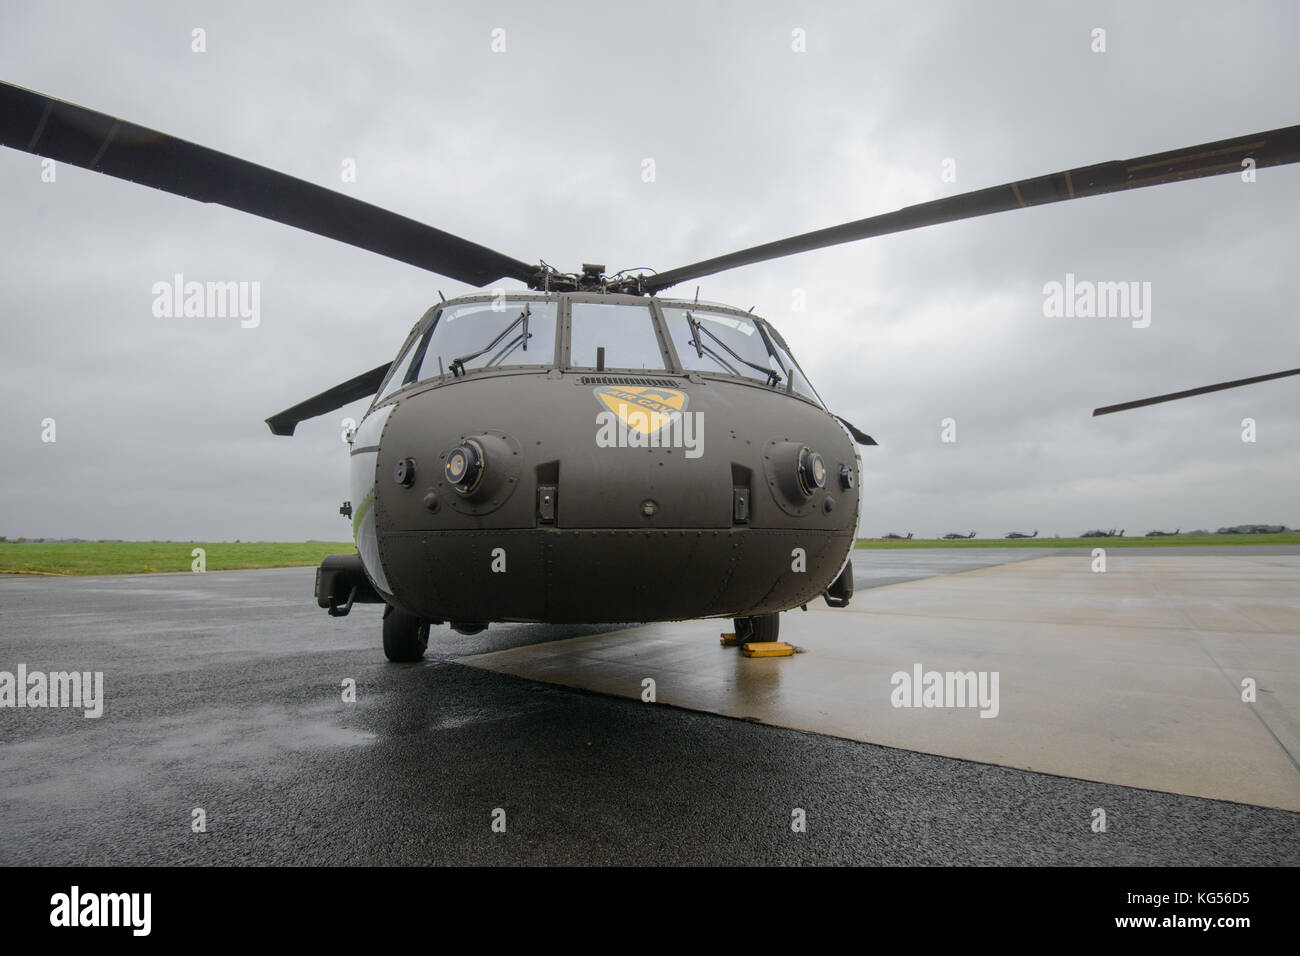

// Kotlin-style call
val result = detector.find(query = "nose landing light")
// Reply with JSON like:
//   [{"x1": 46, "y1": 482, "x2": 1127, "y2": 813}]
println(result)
[
  {"x1": 433, "y1": 430, "x2": 522, "y2": 515},
  {"x1": 445, "y1": 440, "x2": 485, "y2": 495},
  {"x1": 763, "y1": 439, "x2": 831, "y2": 517},
  {"x1": 797, "y1": 447, "x2": 826, "y2": 497}
]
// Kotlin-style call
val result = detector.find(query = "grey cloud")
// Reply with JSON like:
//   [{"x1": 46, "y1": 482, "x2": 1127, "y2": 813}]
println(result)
[{"x1": 1, "y1": 0, "x2": 1297, "y2": 541}]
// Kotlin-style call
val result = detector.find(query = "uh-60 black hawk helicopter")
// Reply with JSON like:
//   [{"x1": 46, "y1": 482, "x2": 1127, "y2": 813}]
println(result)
[{"x1": 4, "y1": 82, "x2": 1299, "y2": 661}]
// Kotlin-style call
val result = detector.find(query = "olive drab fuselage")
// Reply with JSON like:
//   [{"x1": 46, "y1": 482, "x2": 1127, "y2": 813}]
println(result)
[{"x1": 349, "y1": 292, "x2": 862, "y2": 625}]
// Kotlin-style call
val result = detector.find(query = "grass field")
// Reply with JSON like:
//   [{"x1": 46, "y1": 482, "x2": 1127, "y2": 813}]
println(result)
[
  {"x1": 855, "y1": 533, "x2": 1300, "y2": 549},
  {"x1": 0, "y1": 541, "x2": 353, "y2": 576},
  {"x1": 2, "y1": 534, "x2": 1296, "y2": 576}
]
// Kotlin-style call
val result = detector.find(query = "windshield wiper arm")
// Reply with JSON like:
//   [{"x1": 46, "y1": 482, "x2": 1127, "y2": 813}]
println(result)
[
  {"x1": 683, "y1": 312, "x2": 737, "y2": 374},
  {"x1": 693, "y1": 340, "x2": 742, "y2": 377},
  {"x1": 687, "y1": 310, "x2": 780, "y2": 386},
  {"x1": 450, "y1": 304, "x2": 531, "y2": 375},
  {"x1": 685, "y1": 311, "x2": 706, "y2": 359},
  {"x1": 487, "y1": 332, "x2": 527, "y2": 367}
]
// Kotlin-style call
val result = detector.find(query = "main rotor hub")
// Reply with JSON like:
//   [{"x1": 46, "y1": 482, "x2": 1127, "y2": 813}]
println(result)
[{"x1": 528, "y1": 262, "x2": 648, "y2": 295}]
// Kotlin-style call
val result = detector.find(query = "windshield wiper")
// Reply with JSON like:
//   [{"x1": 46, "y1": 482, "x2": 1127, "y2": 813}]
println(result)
[
  {"x1": 487, "y1": 332, "x2": 527, "y2": 367},
  {"x1": 694, "y1": 340, "x2": 742, "y2": 377},
  {"x1": 761, "y1": 331, "x2": 796, "y2": 392},
  {"x1": 449, "y1": 304, "x2": 531, "y2": 376},
  {"x1": 687, "y1": 311, "x2": 781, "y2": 386},
  {"x1": 683, "y1": 312, "x2": 735, "y2": 374}
]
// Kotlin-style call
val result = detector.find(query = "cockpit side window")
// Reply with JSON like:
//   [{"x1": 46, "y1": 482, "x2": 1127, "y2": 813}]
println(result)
[
  {"x1": 376, "y1": 338, "x2": 421, "y2": 401},
  {"x1": 762, "y1": 328, "x2": 823, "y2": 405}
]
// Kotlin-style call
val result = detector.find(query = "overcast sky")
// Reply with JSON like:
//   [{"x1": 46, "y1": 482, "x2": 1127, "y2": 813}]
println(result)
[{"x1": 2, "y1": 0, "x2": 1297, "y2": 541}]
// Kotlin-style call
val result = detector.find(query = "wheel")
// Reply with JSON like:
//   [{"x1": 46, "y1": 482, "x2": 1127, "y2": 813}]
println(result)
[
  {"x1": 734, "y1": 612, "x2": 780, "y2": 643},
  {"x1": 382, "y1": 604, "x2": 430, "y2": 662}
]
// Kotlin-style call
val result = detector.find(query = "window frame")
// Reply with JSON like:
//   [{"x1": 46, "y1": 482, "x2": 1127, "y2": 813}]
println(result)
[
  {"x1": 560, "y1": 292, "x2": 676, "y2": 373},
  {"x1": 650, "y1": 298, "x2": 826, "y2": 408},
  {"x1": 373, "y1": 294, "x2": 563, "y2": 403},
  {"x1": 367, "y1": 292, "x2": 825, "y2": 412},
  {"x1": 655, "y1": 302, "x2": 779, "y2": 384}
]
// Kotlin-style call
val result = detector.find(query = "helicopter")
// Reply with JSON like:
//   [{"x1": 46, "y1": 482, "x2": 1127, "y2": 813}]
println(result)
[
  {"x1": 1081, "y1": 529, "x2": 1125, "y2": 538},
  {"x1": 882, "y1": 532, "x2": 914, "y2": 540},
  {"x1": 1004, "y1": 530, "x2": 1039, "y2": 539},
  {"x1": 1144, "y1": 529, "x2": 1181, "y2": 537},
  {"x1": 941, "y1": 531, "x2": 977, "y2": 540},
  {"x1": 3, "y1": 81, "x2": 1299, "y2": 662}
]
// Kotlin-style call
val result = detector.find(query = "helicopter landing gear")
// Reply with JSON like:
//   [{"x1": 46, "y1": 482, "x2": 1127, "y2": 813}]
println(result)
[
  {"x1": 734, "y1": 612, "x2": 780, "y2": 644},
  {"x1": 382, "y1": 604, "x2": 429, "y2": 662}
]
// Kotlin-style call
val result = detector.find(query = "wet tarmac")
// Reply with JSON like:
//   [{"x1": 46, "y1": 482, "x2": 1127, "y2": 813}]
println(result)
[
  {"x1": 467, "y1": 551, "x2": 1300, "y2": 810},
  {"x1": 1, "y1": 549, "x2": 1297, "y2": 865}
]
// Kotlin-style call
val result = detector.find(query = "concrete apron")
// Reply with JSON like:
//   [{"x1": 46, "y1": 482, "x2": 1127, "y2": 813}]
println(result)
[{"x1": 459, "y1": 554, "x2": 1300, "y2": 812}]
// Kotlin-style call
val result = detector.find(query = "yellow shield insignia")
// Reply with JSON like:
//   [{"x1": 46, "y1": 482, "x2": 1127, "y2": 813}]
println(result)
[{"x1": 593, "y1": 385, "x2": 688, "y2": 435}]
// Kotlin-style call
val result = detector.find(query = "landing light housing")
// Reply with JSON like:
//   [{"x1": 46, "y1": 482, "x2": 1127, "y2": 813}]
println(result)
[
  {"x1": 797, "y1": 447, "x2": 826, "y2": 497},
  {"x1": 445, "y1": 440, "x2": 485, "y2": 495}
]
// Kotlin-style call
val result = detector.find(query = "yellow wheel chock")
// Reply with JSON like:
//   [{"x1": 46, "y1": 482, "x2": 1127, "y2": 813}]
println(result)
[{"x1": 740, "y1": 641, "x2": 795, "y2": 658}]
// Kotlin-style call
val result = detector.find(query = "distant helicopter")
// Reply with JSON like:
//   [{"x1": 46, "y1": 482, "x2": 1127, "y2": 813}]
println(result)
[
  {"x1": 942, "y1": 531, "x2": 977, "y2": 539},
  {"x1": 1144, "y1": 529, "x2": 1180, "y2": 537},
  {"x1": 1081, "y1": 529, "x2": 1125, "y2": 538},
  {"x1": 882, "y1": 532, "x2": 914, "y2": 540},
  {"x1": 1005, "y1": 530, "x2": 1039, "y2": 539},
  {"x1": 3, "y1": 81, "x2": 1298, "y2": 662}
]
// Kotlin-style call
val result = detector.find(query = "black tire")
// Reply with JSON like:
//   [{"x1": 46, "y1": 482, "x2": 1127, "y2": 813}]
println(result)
[
  {"x1": 734, "y1": 612, "x2": 780, "y2": 643},
  {"x1": 382, "y1": 604, "x2": 430, "y2": 662}
]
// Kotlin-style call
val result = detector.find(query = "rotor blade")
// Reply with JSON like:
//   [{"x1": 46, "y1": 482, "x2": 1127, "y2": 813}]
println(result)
[
  {"x1": 266, "y1": 362, "x2": 391, "y2": 436},
  {"x1": 0, "y1": 82, "x2": 536, "y2": 287},
  {"x1": 1092, "y1": 367, "x2": 1300, "y2": 416},
  {"x1": 834, "y1": 415, "x2": 877, "y2": 445},
  {"x1": 645, "y1": 124, "x2": 1300, "y2": 293}
]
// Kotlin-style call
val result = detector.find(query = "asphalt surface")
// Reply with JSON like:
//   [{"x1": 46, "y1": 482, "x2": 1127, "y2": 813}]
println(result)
[{"x1": 1, "y1": 549, "x2": 1298, "y2": 865}]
